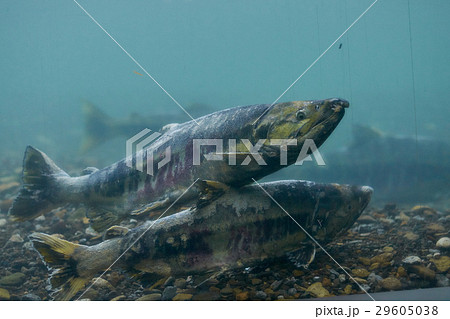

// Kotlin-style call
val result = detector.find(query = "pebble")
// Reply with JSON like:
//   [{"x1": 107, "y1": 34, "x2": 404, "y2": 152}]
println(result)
[
  {"x1": 306, "y1": 282, "x2": 330, "y2": 298},
  {"x1": 352, "y1": 269, "x2": 370, "y2": 278},
  {"x1": 408, "y1": 265, "x2": 436, "y2": 280},
  {"x1": 322, "y1": 277, "x2": 332, "y2": 287},
  {"x1": 0, "y1": 272, "x2": 26, "y2": 286},
  {"x1": 402, "y1": 256, "x2": 422, "y2": 265},
  {"x1": 380, "y1": 277, "x2": 402, "y2": 291},
  {"x1": 397, "y1": 267, "x2": 407, "y2": 277},
  {"x1": 236, "y1": 291, "x2": 249, "y2": 301},
  {"x1": 174, "y1": 278, "x2": 187, "y2": 289},
  {"x1": 292, "y1": 269, "x2": 304, "y2": 277},
  {"x1": 22, "y1": 293, "x2": 41, "y2": 301},
  {"x1": 255, "y1": 291, "x2": 267, "y2": 300},
  {"x1": 9, "y1": 234, "x2": 24, "y2": 243},
  {"x1": 430, "y1": 256, "x2": 450, "y2": 272},
  {"x1": 358, "y1": 257, "x2": 371, "y2": 266},
  {"x1": 403, "y1": 232, "x2": 419, "y2": 241},
  {"x1": 287, "y1": 288, "x2": 297, "y2": 296},
  {"x1": 137, "y1": 293, "x2": 161, "y2": 301},
  {"x1": 92, "y1": 277, "x2": 114, "y2": 290},
  {"x1": 344, "y1": 284, "x2": 352, "y2": 294},
  {"x1": 0, "y1": 288, "x2": 10, "y2": 300},
  {"x1": 251, "y1": 278, "x2": 262, "y2": 285},
  {"x1": 0, "y1": 218, "x2": 6, "y2": 227},
  {"x1": 172, "y1": 293, "x2": 193, "y2": 301},
  {"x1": 161, "y1": 286, "x2": 177, "y2": 301},
  {"x1": 426, "y1": 223, "x2": 445, "y2": 233},
  {"x1": 436, "y1": 237, "x2": 450, "y2": 249},
  {"x1": 220, "y1": 285, "x2": 234, "y2": 296},
  {"x1": 339, "y1": 274, "x2": 346, "y2": 283},
  {"x1": 270, "y1": 280, "x2": 283, "y2": 291},
  {"x1": 370, "y1": 253, "x2": 393, "y2": 264}
]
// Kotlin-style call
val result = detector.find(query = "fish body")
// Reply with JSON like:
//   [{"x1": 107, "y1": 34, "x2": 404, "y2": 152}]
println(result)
[
  {"x1": 80, "y1": 102, "x2": 212, "y2": 153},
  {"x1": 284, "y1": 125, "x2": 450, "y2": 203},
  {"x1": 30, "y1": 180, "x2": 372, "y2": 300},
  {"x1": 9, "y1": 98, "x2": 349, "y2": 230}
]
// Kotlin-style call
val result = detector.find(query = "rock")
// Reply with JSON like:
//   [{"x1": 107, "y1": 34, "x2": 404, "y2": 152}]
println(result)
[
  {"x1": 22, "y1": 293, "x2": 41, "y2": 301},
  {"x1": 426, "y1": 223, "x2": 445, "y2": 233},
  {"x1": 436, "y1": 237, "x2": 450, "y2": 249},
  {"x1": 397, "y1": 267, "x2": 407, "y2": 277},
  {"x1": 255, "y1": 291, "x2": 267, "y2": 300},
  {"x1": 402, "y1": 256, "x2": 422, "y2": 265},
  {"x1": 344, "y1": 285, "x2": 352, "y2": 294},
  {"x1": 137, "y1": 293, "x2": 161, "y2": 301},
  {"x1": 236, "y1": 291, "x2": 249, "y2": 301},
  {"x1": 408, "y1": 265, "x2": 436, "y2": 280},
  {"x1": 161, "y1": 286, "x2": 177, "y2": 301},
  {"x1": 85, "y1": 226, "x2": 99, "y2": 237},
  {"x1": 0, "y1": 288, "x2": 10, "y2": 300},
  {"x1": 380, "y1": 277, "x2": 402, "y2": 291},
  {"x1": 352, "y1": 269, "x2": 370, "y2": 278},
  {"x1": 383, "y1": 246, "x2": 394, "y2": 253},
  {"x1": 163, "y1": 276, "x2": 175, "y2": 287},
  {"x1": 251, "y1": 278, "x2": 262, "y2": 285},
  {"x1": 287, "y1": 288, "x2": 297, "y2": 296},
  {"x1": 270, "y1": 280, "x2": 283, "y2": 291},
  {"x1": 368, "y1": 273, "x2": 383, "y2": 285},
  {"x1": 174, "y1": 278, "x2": 187, "y2": 289},
  {"x1": 411, "y1": 205, "x2": 436, "y2": 216},
  {"x1": 322, "y1": 277, "x2": 332, "y2": 287},
  {"x1": 172, "y1": 293, "x2": 192, "y2": 301},
  {"x1": 431, "y1": 256, "x2": 450, "y2": 272},
  {"x1": 357, "y1": 215, "x2": 376, "y2": 224},
  {"x1": 0, "y1": 219, "x2": 6, "y2": 227},
  {"x1": 370, "y1": 253, "x2": 393, "y2": 264},
  {"x1": 339, "y1": 274, "x2": 346, "y2": 283},
  {"x1": 395, "y1": 212, "x2": 410, "y2": 223},
  {"x1": 293, "y1": 269, "x2": 304, "y2": 277},
  {"x1": 404, "y1": 232, "x2": 419, "y2": 241},
  {"x1": 220, "y1": 285, "x2": 233, "y2": 296},
  {"x1": 0, "y1": 272, "x2": 26, "y2": 286},
  {"x1": 91, "y1": 277, "x2": 114, "y2": 290},
  {"x1": 306, "y1": 283, "x2": 330, "y2": 298},
  {"x1": 9, "y1": 234, "x2": 23, "y2": 243},
  {"x1": 358, "y1": 257, "x2": 371, "y2": 266}
]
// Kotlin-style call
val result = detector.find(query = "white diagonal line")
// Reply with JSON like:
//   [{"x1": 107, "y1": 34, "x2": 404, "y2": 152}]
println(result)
[
  {"x1": 72, "y1": 0, "x2": 199, "y2": 125},
  {"x1": 76, "y1": 178, "x2": 200, "y2": 301},
  {"x1": 252, "y1": 178, "x2": 376, "y2": 301},
  {"x1": 252, "y1": 0, "x2": 380, "y2": 125}
]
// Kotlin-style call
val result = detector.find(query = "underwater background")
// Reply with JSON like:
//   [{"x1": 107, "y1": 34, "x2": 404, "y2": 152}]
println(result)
[{"x1": 0, "y1": 0, "x2": 449, "y2": 301}]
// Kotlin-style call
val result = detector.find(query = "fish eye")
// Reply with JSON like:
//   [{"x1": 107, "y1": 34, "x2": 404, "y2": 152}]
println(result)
[
  {"x1": 315, "y1": 105, "x2": 320, "y2": 111},
  {"x1": 296, "y1": 110, "x2": 306, "y2": 121}
]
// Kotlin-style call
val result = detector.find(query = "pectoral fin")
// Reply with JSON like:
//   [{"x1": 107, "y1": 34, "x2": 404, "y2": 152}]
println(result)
[
  {"x1": 130, "y1": 198, "x2": 171, "y2": 216},
  {"x1": 287, "y1": 243, "x2": 316, "y2": 269}
]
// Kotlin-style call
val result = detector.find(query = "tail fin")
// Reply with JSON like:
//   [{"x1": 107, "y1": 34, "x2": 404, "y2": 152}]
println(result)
[
  {"x1": 29, "y1": 232, "x2": 90, "y2": 301},
  {"x1": 8, "y1": 146, "x2": 69, "y2": 221},
  {"x1": 80, "y1": 102, "x2": 112, "y2": 153}
]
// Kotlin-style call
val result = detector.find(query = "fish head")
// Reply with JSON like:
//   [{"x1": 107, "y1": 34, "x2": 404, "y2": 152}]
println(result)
[
  {"x1": 254, "y1": 98, "x2": 349, "y2": 162},
  {"x1": 312, "y1": 184, "x2": 373, "y2": 243}
]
